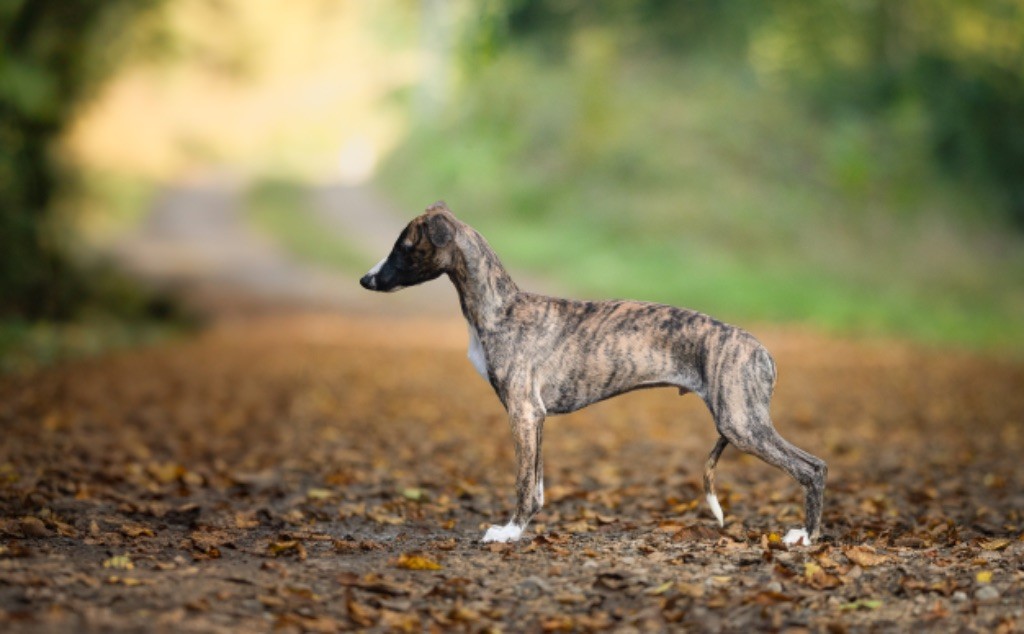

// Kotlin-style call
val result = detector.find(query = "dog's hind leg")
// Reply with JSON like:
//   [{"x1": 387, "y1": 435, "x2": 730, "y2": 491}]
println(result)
[
  {"x1": 705, "y1": 344, "x2": 827, "y2": 544},
  {"x1": 715, "y1": 404, "x2": 827, "y2": 544},
  {"x1": 703, "y1": 436, "x2": 729, "y2": 527}
]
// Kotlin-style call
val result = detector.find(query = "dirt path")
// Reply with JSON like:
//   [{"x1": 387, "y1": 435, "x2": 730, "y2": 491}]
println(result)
[
  {"x1": 2, "y1": 182, "x2": 1022, "y2": 631},
  {"x1": 109, "y1": 176, "x2": 505, "y2": 320},
  {"x1": 1, "y1": 315, "x2": 1022, "y2": 632}
]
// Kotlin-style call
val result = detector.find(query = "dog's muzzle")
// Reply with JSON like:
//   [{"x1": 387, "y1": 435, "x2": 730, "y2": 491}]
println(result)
[
  {"x1": 359, "y1": 273, "x2": 377, "y2": 290},
  {"x1": 360, "y1": 256, "x2": 388, "y2": 291}
]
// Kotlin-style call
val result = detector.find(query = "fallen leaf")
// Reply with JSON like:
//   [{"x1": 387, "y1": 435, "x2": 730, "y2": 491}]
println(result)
[
  {"x1": 540, "y1": 615, "x2": 574, "y2": 632},
  {"x1": 367, "y1": 509, "x2": 405, "y2": 525},
  {"x1": 844, "y1": 545, "x2": 891, "y2": 567},
  {"x1": 379, "y1": 609, "x2": 420, "y2": 632},
  {"x1": 448, "y1": 604, "x2": 481, "y2": 623},
  {"x1": 676, "y1": 582, "x2": 705, "y2": 598},
  {"x1": 306, "y1": 487, "x2": 334, "y2": 500},
  {"x1": 979, "y1": 538, "x2": 1011, "y2": 551},
  {"x1": 645, "y1": 580, "x2": 674, "y2": 595},
  {"x1": 709, "y1": 575, "x2": 732, "y2": 587},
  {"x1": 234, "y1": 513, "x2": 259, "y2": 529},
  {"x1": 148, "y1": 461, "x2": 185, "y2": 484},
  {"x1": 102, "y1": 554, "x2": 134, "y2": 570},
  {"x1": 813, "y1": 548, "x2": 842, "y2": 569},
  {"x1": 20, "y1": 517, "x2": 51, "y2": 538},
  {"x1": 121, "y1": 524, "x2": 155, "y2": 538},
  {"x1": 748, "y1": 590, "x2": 795, "y2": 605},
  {"x1": 595, "y1": 572, "x2": 630, "y2": 590},
  {"x1": 192, "y1": 545, "x2": 221, "y2": 560},
  {"x1": 402, "y1": 487, "x2": 426, "y2": 501},
  {"x1": 267, "y1": 540, "x2": 307, "y2": 560},
  {"x1": 284, "y1": 585, "x2": 321, "y2": 602},
  {"x1": 840, "y1": 599, "x2": 883, "y2": 611},
  {"x1": 0, "y1": 463, "x2": 18, "y2": 484},
  {"x1": 52, "y1": 519, "x2": 77, "y2": 537},
  {"x1": 536, "y1": 532, "x2": 571, "y2": 545},
  {"x1": 804, "y1": 561, "x2": 823, "y2": 578},
  {"x1": 674, "y1": 525, "x2": 719, "y2": 542},
  {"x1": 347, "y1": 592, "x2": 378, "y2": 627},
  {"x1": 803, "y1": 561, "x2": 842, "y2": 589},
  {"x1": 562, "y1": 519, "x2": 592, "y2": 534},
  {"x1": 338, "y1": 573, "x2": 413, "y2": 596},
  {"x1": 258, "y1": 594, "x2": 285, "y2": 609},
  {"x1": 275, "y1": 614, "x2": 340, "y2": 633},
  {"x1": 106, "y1": 575, "x2": 147, "y2": 586},
  {"x1": 396, "y1": 552, "x2": 442, "y2": 571},
  {"x1": 976, "y1": 570, "x2": 993, "y2": 584}
]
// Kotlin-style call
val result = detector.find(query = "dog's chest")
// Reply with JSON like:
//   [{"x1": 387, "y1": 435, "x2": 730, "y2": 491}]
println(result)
[{"x1": 466, "y1": 324, "x2": 489, "y2": 380}]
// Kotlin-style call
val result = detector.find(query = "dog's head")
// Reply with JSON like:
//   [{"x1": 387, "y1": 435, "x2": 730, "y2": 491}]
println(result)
[{"x1": 359, "y1": 202, "x2": 458, "y2": 292}]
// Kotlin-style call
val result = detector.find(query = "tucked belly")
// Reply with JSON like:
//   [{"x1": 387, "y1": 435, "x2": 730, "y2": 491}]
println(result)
[
  {"x1": 537, "y1": 357, "x2": 684, "y2": 414},
  {"x1": 541, "y1": 380, "x2": 678, "y2": 415}
]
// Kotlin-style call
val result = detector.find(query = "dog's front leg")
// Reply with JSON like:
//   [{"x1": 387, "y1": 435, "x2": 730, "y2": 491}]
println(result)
[{"x1": 482, "y1": 404, "x2": 544, "y2": 543}]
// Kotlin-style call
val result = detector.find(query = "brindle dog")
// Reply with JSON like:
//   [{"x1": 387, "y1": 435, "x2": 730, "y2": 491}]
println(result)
[{"x1": 360, "y1": 202, "x2": 827, "y2": 545}]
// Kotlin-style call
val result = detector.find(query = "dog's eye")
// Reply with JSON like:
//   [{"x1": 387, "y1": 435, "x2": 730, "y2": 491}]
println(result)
[{"x1": 400, "y1": 240, "x2": 414, "y2": 252}]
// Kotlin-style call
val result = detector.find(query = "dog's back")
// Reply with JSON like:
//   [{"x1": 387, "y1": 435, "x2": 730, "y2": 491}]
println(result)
[{"x1": 492, "y1": 294, "x2": 754, "y2": 415}]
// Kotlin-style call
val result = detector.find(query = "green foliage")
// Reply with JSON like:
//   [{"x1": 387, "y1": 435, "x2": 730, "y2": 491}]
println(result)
[
  {"x1": 0, "y1": 257, "x2": 192, "y2": 374},
  {"x1": 461, "y1": 0, "x2": 1024, "y2": 227},
  {"x1": 378, "y1": 39, "x2": 1024, "y2": 352},
  {"x1": 754, "y1": 0, "x2": 1024, "y2": 225},
  {"x1": 0, "y1": 0, "x2": 163, "y2": 319}
]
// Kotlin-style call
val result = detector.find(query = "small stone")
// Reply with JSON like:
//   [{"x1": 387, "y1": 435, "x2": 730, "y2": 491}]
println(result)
[
  {"x1": 951, "y1": 591, "x2": 968, "y2": 603},
  {"x1": 766, "y1": 581, "x2": 783, "y2": 594},
  {"x1": 975, "y1": 585, "x2": 1000, "y2": 604}
]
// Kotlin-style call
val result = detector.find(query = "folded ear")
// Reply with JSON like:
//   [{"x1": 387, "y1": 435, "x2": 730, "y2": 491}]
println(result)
[
  {"x1": 426, "y1": 212, "x2": 454, "y2": 247},
  {"x1": 426, "y1": 200, "x2": 452, "y2": 215}
]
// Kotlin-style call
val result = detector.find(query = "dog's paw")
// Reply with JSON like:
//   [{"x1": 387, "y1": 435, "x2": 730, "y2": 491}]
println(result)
[
  {"x1": 782, "y1": 527, "x2": 811, "y2": 547},
  {"x1": 706, "y1": 493, "x2": 724, "y2": 527},
  {"x1": 481, "y1": 523, "x2": 522, "y2": 543}
]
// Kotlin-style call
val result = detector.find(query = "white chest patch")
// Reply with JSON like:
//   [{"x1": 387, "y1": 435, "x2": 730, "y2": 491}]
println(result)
[{"x1": 467, "y1": 323, "x2": 489, "y2": 381}]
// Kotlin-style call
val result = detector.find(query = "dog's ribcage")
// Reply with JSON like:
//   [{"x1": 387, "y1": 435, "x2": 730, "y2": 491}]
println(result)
[{"x1": 478, "y1": 295, "x2": 770, "y2": 416}]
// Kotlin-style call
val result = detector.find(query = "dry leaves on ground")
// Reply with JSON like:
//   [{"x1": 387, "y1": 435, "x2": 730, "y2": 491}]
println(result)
[{"x1": 1, "y1": 316, "x2": 1022, "y2": 632}]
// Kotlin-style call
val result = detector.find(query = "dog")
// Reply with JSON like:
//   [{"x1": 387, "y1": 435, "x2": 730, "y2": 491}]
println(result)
[{"x1": 360, "y1": 202, "x2": 827, "y2": 545}]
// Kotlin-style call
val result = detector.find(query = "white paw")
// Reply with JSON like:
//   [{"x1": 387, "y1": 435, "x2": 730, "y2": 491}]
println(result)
[
  {"x1": 783, "y1": 527, "x2": 811, "y2": 546},
  {"x1": 706, "y1": 493, "x2": 724, "y2": 527},
  {"x1": 482, "y1": 523, "x2": 523, "y2": 543}
]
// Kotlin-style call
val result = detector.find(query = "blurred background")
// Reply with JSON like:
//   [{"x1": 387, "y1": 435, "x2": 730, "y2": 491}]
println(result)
[{"x1": 3, "y1": 0, "x2": 1024, "y2": 370}]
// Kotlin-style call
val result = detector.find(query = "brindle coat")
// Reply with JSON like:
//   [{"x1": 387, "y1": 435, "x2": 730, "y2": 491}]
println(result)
[{"x1": 360, "y1": 202, "x2": 827, "y2": 543}]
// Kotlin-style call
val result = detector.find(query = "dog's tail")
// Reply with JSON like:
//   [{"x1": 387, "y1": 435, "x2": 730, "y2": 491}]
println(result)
[{"x1": 703, "y1": 436, "x2": 728, "y2": 527}]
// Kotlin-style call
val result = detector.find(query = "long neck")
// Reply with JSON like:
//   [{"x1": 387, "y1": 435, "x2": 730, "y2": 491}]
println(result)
[{"x1": 447, "y1": 228, "x2": 519, "y2": 330}]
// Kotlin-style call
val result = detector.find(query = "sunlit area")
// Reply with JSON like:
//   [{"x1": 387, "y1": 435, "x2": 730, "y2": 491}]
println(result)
[
  {"x1": 4, "y1": 0, "x2": 1023, "y2": 353},
  {"x1": 2, "y1": 1, "x2": 1023, "y2": 631}
]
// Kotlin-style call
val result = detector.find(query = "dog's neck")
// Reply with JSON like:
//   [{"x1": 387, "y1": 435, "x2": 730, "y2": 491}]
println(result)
[{"x1": 447, "y1": 227, "x2": 519, "y2": 331}]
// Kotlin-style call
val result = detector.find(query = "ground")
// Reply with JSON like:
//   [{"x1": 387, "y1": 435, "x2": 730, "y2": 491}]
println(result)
[{"x1": 1, "y1": 182, "x2": 1022, "y2": 632}]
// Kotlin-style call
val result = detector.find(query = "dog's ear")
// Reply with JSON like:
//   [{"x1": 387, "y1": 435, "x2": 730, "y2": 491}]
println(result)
[
  {"x1": 426, "y1": 212, "x2": 454, "y2": 248},
  {"x1": 426, "y1": 200, "x2": 452, "y2": 216}
]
